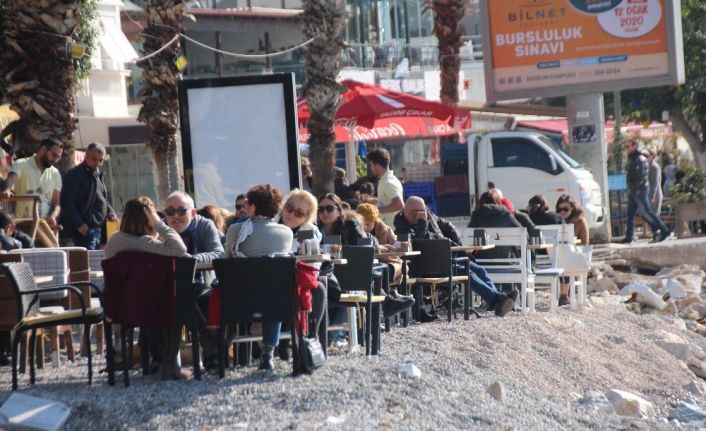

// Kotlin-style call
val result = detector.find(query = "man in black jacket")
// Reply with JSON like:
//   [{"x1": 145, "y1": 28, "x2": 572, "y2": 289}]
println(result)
[
  {"x1": 394, "y1": 196, "x2": 514, "y2": 317},
  {"x1": 60, "y1": 142, "x2": 115, "y2": 249},
  {"x1": 624, "y1": 139, "x2": 671, "y2": 243}
]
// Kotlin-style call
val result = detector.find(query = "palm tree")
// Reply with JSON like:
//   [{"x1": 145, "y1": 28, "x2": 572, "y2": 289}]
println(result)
[
  {"x1": 301, "y1": 0, "x2": 348, "y2": 197},
  {"x1": 0, "y1": 0, "x2": 97, "y2": 165},
  {"x1": 137, "y1": 0, "x2": 185, "y2": 204},
  {"x1": 432, "y1": 0, "x2": 468, "y2": 105}
]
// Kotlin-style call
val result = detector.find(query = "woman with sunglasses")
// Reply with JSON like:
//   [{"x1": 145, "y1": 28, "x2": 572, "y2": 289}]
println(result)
[
  {"x1": 555, "y1": 193, "x2": 589, "y2": 306},
  {"x1": 316, "y1": 193, "x2": 372, "y2": 245},
  {"x1": 224, "y1": 184, "x2": 293, "y2": 370}
]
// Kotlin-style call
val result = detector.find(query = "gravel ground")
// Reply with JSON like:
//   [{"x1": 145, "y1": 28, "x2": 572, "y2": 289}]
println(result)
[{"x1": 2, "y1": 297, "x2": 705, "y2": 430}]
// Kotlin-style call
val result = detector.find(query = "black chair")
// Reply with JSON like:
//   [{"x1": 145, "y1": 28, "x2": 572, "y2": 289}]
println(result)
[
  {"x1": 332, "y1": 245, "x2": 382, "y2": 355},
  {"x1": 407, "y1": 239, "x2": 475, "y2": 322},
  {"x1": 2, "y1": 262, "x2": 104, "y2": 390},
  {"x1": 212, "y1": 256, "x2": 300, "y2": 377},
  {"x1": 174, "y1": 257, "x2": 202, "y2": 380}
]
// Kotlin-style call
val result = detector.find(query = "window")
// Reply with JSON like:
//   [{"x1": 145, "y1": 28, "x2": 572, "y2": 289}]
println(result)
[{"x1": 491, "y1": 138, "x2": 561, "y2": 174}]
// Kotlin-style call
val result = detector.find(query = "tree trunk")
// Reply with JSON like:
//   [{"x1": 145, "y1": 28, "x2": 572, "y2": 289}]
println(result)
[
  {"x1": 670, "y1": 108, "x2": 706, "y2": 170},
  {"x1": 138, "y1": 0, "x2": 185, "y2": 205},
  {"x1": 432, "y1": 0, "x2": 467, "y2": 105},
  {"x1": 302, "y1": 0, "x2": 348, "y2": 197},
  {"x1": 0, "y1": 0, "x2": 81, "y2": 168}
]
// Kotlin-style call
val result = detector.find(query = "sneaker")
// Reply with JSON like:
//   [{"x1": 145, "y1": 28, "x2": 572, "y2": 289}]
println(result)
[
  {"x1": 621, "y1": 238, "x2": 635, "y2": 244},
  {"x1": 332, "y1": 336, "x2": 348, "y2": 349},
  {"x1": 493, "y1": 294, "x2": 513, "y2": 317},
  {"x1": 659, "y1": 231, "x2": 674, "y2": 242},
  {"x1": 558, "y1": 294, "x2": 571, "y2": 307},
  {"x1": 419, "y1": 309, "x2": 439, "y2": 323},
  {"x1": 383, "y1": 296, "x2": 414, "y2": 319}
]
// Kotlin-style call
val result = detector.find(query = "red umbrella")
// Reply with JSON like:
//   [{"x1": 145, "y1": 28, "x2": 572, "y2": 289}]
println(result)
[{"x1": 298, "y1": 80, "x2": 456, "y2": 129}]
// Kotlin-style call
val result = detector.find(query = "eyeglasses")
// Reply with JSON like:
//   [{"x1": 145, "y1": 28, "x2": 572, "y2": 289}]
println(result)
[
  {"x1": 285, "y1": 203, "x2": 307, "y2": 218},
  {"x1": 165, "y1": 207, "x2": 188, "y2": 216},
  {"x1": 235, "y1": 204, "x2": 246, "y2": 211},
  {"x1": 318, "y1": 204, "x2": 338, "y2": 214},
  {"x1": 558, "y1": 206, "x2": 572, "y2": 213}
]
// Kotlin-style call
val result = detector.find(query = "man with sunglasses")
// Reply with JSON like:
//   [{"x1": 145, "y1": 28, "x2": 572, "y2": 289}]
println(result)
[{"x1": 624, "y1": 139, "x2": 671, "y2": 243}]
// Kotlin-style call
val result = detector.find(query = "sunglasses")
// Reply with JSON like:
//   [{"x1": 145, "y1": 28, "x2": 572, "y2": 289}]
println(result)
[
  {"x1": 558, "y1": 206, "x2": 572, "y2": 213},
  {"x1": 165, "y1": 207, "x2": 188, "y2": 216},
  {"x1": 318, "y1": 204, "x2": 338, "y2": 214},
  {"x1": 235, "y1": 204, "x2": 246, "y2": 210},
  {"x1": 285, "y1": 203, "x2": 307, "y2": 218}
]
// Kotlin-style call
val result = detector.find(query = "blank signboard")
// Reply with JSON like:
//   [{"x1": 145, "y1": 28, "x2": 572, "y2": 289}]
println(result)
[{"x1": 179, "y1": 74, "x2": 300, "y2": 209}]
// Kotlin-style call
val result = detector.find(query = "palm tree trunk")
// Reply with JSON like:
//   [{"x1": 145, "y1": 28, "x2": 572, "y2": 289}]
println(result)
[
  {"x1": 432, "y1": 0, "x2": 467, "y2": 105},
  {"x1": 138, "y1": 0, "x2": 185, "y2": 205},
  {"x1": 0, "y1": 0, "x2": 82, "y2": 165},
  {"x1": 302, "y1": 0, "x2": 348, "y2": 197},
  {"x1": 671, "y1": 109, "x2": 706, "y2": 170}
]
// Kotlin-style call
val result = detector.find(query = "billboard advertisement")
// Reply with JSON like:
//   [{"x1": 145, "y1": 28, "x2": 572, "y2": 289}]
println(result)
[{"x1": 480, "y1": 0, "x2": 685, "y2": 100}]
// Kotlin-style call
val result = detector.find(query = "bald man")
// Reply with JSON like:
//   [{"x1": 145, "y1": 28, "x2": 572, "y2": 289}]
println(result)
[{"x1": 393, "y1": 196, "x2": 514, "y2": 317}]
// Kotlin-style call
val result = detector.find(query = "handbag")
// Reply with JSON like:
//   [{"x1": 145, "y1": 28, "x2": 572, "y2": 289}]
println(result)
[
  {"x1": 298, "y1": 335, "x2": 326, "y2": 374},
  {"x1": 556, "y1": 244, "x2": 592, "y2": 273}
]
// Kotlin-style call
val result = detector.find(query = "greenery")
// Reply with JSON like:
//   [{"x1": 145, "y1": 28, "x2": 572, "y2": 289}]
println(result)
[
  {"x1": 72, "y1": 0, "x2": 100, "y2": 87},
  {"x1": 355, "y1": 155, "x2": 368, "y2": 179},
  {"x1": 671, "y1": 166, "x2": 706, "y2": 204}
]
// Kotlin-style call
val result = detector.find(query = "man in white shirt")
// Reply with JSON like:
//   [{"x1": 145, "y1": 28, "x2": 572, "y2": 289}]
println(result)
[
  {"x1": 1, "y1": 139, "x2": 63, "y2": 228},
  {"x1": 367, "y1": 148, "x2": 404, "y2": 227}
]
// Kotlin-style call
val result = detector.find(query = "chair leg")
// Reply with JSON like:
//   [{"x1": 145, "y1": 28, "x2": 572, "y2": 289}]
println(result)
[
  {"x1": 371, "y1": 302, "x2": 381, "y2": 355},
  {"x1": 217, "y1": 326, "x2": 225, "y2": 379},
  {"x1": 35, "y1": 330, "x2": 45, "y2": 370},
  {"x1": 550, "y1": 279, "x2": 558, "y2": 313},
  {"x1": 49, "y1": 327, "x2": 60, "y2": 367},
  {"x1": 12, "y1": 331, "x2": 22, "y2": 390},
  {"x1": 347, "y1": 307, "x2": 358, "y2": 353},
  {"x1": 139, "y1": 331, "x2": 150, "y2": 376},
  {"x1": 191, "y1": 325, "x2": 201, "y2": 380},
  {"x1": 318, "y1": 306, "x2": 328, "y2": 358},
  {"x1": 365, "y1": 300, "x2": 372, "y2": 356},
  {"x1": 29, "y1": 329, "x2": 37, "y2": 385},
  {"x1": 63, "y1": 327, "x2": 75, "y2": 362},
  {"x1": 447, "y1": 280, "x2": 453, "y2": 323},
  {"x1": 121, "y1": 329, "x2": 130, "y2": 387},
  {"x1": 19, "y1": 332, "x2": 29, "y2": 375},
  {"x1": 127, "y1": 328, "x2": 135, "y2": 371},
  {"x1": 104, "y1": 322, "x2": 115, "y2": 386},
  {"x1": 85, "y1": 324, "x2": 93, "y2": 385},
  {"x1": 95, "y1": 323, "x2": 104, "y2": 355}
]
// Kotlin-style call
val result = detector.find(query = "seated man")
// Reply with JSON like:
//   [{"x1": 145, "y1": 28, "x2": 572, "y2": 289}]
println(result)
[
  {"x1": 0, "y1": 211, "x2": 32, "y2": 250},
  {"x1": 164, "y1": 191, "x2": 224, "y2": 368},
  {"x1": 394, "y1": 196, "x2": 514, "y2": 317}
]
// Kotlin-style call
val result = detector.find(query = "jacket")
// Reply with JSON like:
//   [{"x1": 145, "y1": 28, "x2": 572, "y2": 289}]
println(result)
[
  {"x1": 60, "y1": 162, "x2": 114, "y2": 234},
  {"x1": 102, "y1": 251, "x2": 176, "y2": 327},
  {"x1": 627, "y1": 150, "x2": 649, "y2": 192},
  {"x1": 529, "y1": 210, "x2": 564, "y2": 226},
  {"x1": 394, "y1": 208, "x2": 462, "y2": 245},
  {"x1": 469, "y1": 204, "x2": 522, "y2": 260},
  {"x1": 178, "y1": 215, "x2": 224, "y2": 263},
  {"x1": 372, "y1": 220, "x2": 396, "y2": 246},
  {"x1": 318, "y1": 213, "x2": 377, "y2": 247}
]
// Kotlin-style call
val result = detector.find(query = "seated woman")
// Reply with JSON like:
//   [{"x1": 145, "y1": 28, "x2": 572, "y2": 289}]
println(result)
[
  {"x1": 355, "y1": 203, "x2": 403, "y2": 284},
  {"x1": 104, "y1": 196, "x2": 188, "y2": 380},
  {"x1": 274, "y1": 188, "x2": 326, "y2": 342},
  {"x1": 197, "y1": 204, "x2": 227, "y2": 243},
  {"x1": 527, "y1": 194, "x2": 563, "y2": 225},
  {"x1": 224, "y1": 184, "x2": 292, "y2": 370},
  {"x1": 556, "y1": 194, "x2": 589, "y2": 306}
]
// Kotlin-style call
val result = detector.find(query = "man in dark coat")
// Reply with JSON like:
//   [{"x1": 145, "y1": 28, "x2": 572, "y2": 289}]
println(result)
[
  {"x1": 624, "y1": 139, "x2": 671, "y2": 243},
  {"x1": 60, "y1": 142, "x2": 115, "y2": 249}
]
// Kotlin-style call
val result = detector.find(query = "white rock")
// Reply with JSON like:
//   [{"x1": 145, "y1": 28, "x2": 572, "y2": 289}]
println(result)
[
  {"x1": 677, "y1": 274, "x2": 704, "y2": 296},
  {"x1": 399, "y1": 362, "x2": 421, "y2": 378},
  {"x1": 487, "y1": 382, "x2": 506, "y2": 402},
  {"x1": 326, "y1": 415, "x2": 346, "y2": 425},
  {"x1": 606, "y1": 389, "x2": 656, "y2": 418},
  {"x1": 669, "y1": 401, "x2": 706, "y2": 426},
  {"x1": 575, "y1": 391, "x2": 615, "y2": 413},
  {"x1": 683, "y1": 381, "x2": 705, "y2": 396},
  {"x1": 591, "y1": 277, "x2": 618, "y2": 294},
  {"x1": 619, "y1": 282, "x2": 667, "y2": 310},
  {"x1": 655, "y1": 333, "x2": 691, "y2": 360},
  {"x1": 659, "y1": 278, "x2": 687, "y2": 298}
]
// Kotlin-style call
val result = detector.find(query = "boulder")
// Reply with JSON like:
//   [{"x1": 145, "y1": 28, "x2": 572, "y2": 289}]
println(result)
[
  {"x1": 677, "y1": 296, "x2": 703, "y2": 310},
  {"x1": 655, "y1": 332, "x2": 690, "y2": 360},
  {"x1": 487, "y1": 382, "x2": 506, "y2": 402},
  {"x1": 616, "y1": 239, "x2": 706, "y2": 272},
  {"x1": 683, "y1": 381, "x2": 705, "y2": 395},
  {"x1": 590, "y1": 277, "x2": 618, "y2": 294},
  {"x1": 687, "y1": 359, "x2": 706, "y2": 380},
  {"x1": 575, "y1": 391, "x2": 615, "y2": 413},
  {"x1": 657, "y1": 278, "x2": 688, "y2": 298},
  {"x1": 656, "y1": 264, "x2": 706, "y2": 279},
  {"x1": 669, "y1": 401, "x2": 706, "y2": 427},
  {"x1": 606, "y1": 389, "x2": 656, "y2": 418}
]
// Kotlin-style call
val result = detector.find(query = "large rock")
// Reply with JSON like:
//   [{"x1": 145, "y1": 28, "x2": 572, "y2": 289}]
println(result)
[
  {"x1": 655, "y1": 332, "x2": 691, "y2": 360},
  {"x1": 575, "y1": 391, "x2": 615, "y2": 413},
  {"x1": 669, "y1": 401, "x2": 706, "y2": 426},
  {"x1": 606, "y1": 389, "x2": 656, "y2": 418},
  {"x1": 486, "y1": 382, "x2": 506, "y2": 402},
  {"x1": 590, "y1": 277, "x2": 619, "y2": 294},
  {"x1": 657, "y1": 278, "x2": 688, "y2": 298},
  {"x1": 616, "y1": 239, "x2": 706, "y2": 272}
]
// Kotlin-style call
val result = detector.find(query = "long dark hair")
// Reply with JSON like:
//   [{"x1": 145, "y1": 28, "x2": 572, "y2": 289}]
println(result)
[{"x1": 556, "y1": 194, "x2": 584, "y2": 220}]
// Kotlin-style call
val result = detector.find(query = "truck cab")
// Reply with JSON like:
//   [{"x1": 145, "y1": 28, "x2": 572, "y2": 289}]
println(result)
[{"x1": 467, "y1": 131, "x2": 605, "y2": 228}]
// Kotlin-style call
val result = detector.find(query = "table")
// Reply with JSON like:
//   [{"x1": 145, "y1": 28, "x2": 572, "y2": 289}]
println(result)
[
  {"x1": 89, "y1": 270, "x2": 103, "y2": 279},
  {"x1": 375, "y1": 250, "x2": 421, "y2": 259},
  {"x1": 34, "y1": 275, "x2": 53, "y2": 284},
  {"x1": 528, "y1": 243, "x2": 554, "y2": 250},
  {"x1": 451, "y1": 244, "x2": 496, "y2": 253},
  {"x1": 194, "y1": 255, "x2": 345, "y2": 271}
]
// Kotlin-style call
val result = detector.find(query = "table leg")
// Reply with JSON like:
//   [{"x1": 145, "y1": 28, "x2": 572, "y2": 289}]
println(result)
[{"x1": 401, "y1": 258, "x2": 410, "y2": 326}]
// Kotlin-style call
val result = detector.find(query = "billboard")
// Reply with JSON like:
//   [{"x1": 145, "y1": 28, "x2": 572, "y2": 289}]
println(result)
[{"x1": 480, "y1": 0, "x2": 685, "y2": 101}]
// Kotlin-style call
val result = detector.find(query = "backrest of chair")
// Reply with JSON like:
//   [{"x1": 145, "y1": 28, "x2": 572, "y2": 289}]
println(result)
[
  {"x1": 213, "y1": 256, "x2": 297, "y2": 325},
  {"x1": 88, "y1": 250, "x2": 106, "y2": 272},
  {"x1": 536, "y1": 225, "x2": 561, "y2": 267},
  {"x1": 333, "y1": 246, "x2": 375, "y2": 293},
  {"x1": 408, "y1": 239, "x2": 452, "y2": 278},
  {"x1": 473, "y1": 227, "x2": 528, "y2": 273},
  {"x1": 1, "y1": 262, "x2": 41, "y2": 319},
  {"x1": 558, "y1": 223, "x2": 575, "y2": 243},
  {"x1": 0, "y1": 254, "x2": 23, "y2": 330},
  {"x1": 9, "y1": 249, "x2": 69, "y2": 286},
  {"x1": 66, "y1": 249, "x2": 90, "y2": 309},
  {"x1": 174, "y1": 257, "x2": 198, "y2": 325}
]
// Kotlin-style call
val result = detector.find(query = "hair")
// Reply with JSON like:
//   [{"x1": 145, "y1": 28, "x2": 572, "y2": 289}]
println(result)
[
  {"x1": 367, "y1": 148, "x2": 391, "y2": 169},
  {"x1": 197, "y1": 205, "x2": 226, "y2": 233},
  {"x1": 165, "y1": 191, "x2": 195, "y2": 209},
  {"x1": 86, "y1": 142, "x2": 106, "y2": 154},
  {"x1": 285, "y1": 188, "x2": 318, "y2": 225},
  {"x1": 0, "y1": 211, "x2": 14, "y2": 230},
  {"x1": 317, "y1": 192, "x2": 344, "y2": 223},
  {"x1": 121, "y1": 196, "x2": 156, "y2": 236},
  {"x1": 235, "y1": 194, "x2": 246, "y2": 202},
  {"x1": 528, "y1": 194, "x2": 550, "y2": 212},
  {"x1": 359, "y1": 181, "x2": 375, "y2": 196},
  {"x1": 334, "y1": 167, "x2": 346, "y2": 180},
  {"x1": 478, "y1": 189, "x2": 502, "y2": 206},
  {"x1": 246, "y1": 184, "x2": 283, "y2": 218},
  {"x1": 627, "y1": 138, "x2": 642, "y2": 150},
  {"x1": 356, "y1": 203, "x2": 379, "y2": 224},
  {"x1": 40, "y1": 139, "x2": 62, "y2": 150},
  {"x1": 556, "y1": 193, "x2": 584, "y2": 220}
]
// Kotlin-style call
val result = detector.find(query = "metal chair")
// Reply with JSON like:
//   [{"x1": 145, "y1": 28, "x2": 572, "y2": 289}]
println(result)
[{"x1": 174, "y1": 257, "x2": 202, "y2": 380}]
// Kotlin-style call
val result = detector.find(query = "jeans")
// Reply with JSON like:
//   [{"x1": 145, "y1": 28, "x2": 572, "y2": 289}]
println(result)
[
  {"x1": 466, "y1": 261, "x2": 501, "y2": 306},
  {"x1": 262, "y1": 321, "x2": 281, "y2": 347},
  {"x1": 625, "y1": 187, "x2": 669, "y2": 240},
  {"x1": 72, "y1": 227, "x2": 102, "y2": 250}
]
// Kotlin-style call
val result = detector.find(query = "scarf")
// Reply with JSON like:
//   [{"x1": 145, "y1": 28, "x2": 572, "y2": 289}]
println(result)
[{"x1": 231, "y1": 218, "x2": 254, "y2": 257}]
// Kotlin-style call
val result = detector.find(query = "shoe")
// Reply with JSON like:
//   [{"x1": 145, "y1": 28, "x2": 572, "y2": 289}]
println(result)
[
  {"x1": 278, "y1": 340, "x2": 290, "y2": 361},
  {"x1": 506, "y1": 290, "x2": 519, "y2": 303},
  {"x1": 258, "y1": 344, "x2": 275, "y2": 370},
  {"x1": 621, "y1": 238, "x2": 635, "y2": 244},
  {"x1": 419, "y1": 309, "x2": 439, "y2": 323},
  {"x1": 558, "y1": 294, "x2": 571, "y2": 307},
  {"x1": 383, "y1": 296, "x2": 414, "y2": 319},
  {"x1": 0, "y1": 354, "x2": 9, "y2": 367},
  {"x1": 493, "y1": 294, "x2": 513, "y2": 317},
  {"x1": 389, "y1": 288, "x2": 414, "y2": 300},
  {"x1": 659, "y1": 231, "x2": 674, "y2": 242},
  {"x1": 332, "y1": 336, "x2": 348, "y2": 349}
]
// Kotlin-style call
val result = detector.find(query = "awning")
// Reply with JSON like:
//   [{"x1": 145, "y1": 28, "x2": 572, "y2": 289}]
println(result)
[
  {"x1": 517, "y1": 119, "x2": 568, "y2": 134},
  {"x1": 99, "y1": 18, "x2": 138, "y2": 64}
]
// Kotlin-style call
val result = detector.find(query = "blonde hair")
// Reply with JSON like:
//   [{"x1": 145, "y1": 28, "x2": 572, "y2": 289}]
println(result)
[
  {"x1": 356, "y1": 203, "x2": 379, "y2": 224},
  {"x1": 285, "y1": 188, "x2": 318, "y2": 225}
]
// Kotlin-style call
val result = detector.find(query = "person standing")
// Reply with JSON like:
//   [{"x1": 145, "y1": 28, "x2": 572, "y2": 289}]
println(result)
[
  {"x1": 624, "y1": 139, "x2": 671, "y2": 243},
  {"x1": 1, "y1": 139, "x2": 63, "y2": 228},
  {"x1": 647, "y1": 150, "x2": 664, "y2": 230},
  {"x1": 367, "y1": 148, "x2": 403, "y2": 227},
  {"x1": 60, "y1": 143, "x2": 115, "y2": 249}
]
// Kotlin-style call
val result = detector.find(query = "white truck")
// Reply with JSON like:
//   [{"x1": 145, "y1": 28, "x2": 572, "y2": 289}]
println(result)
[{"x1": 457, "y1": 131, "x2": 605, "y2": 228}]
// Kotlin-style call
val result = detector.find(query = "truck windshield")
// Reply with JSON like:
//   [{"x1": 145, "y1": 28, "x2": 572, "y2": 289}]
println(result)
[{"x1": 537, "y1": 135, "x2": 583, "y2": 169}]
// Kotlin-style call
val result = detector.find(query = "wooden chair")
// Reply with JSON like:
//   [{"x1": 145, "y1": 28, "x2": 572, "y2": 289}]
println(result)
[
  {"x1": 2, "y1": 195, "x2": 59, "y2": 247},
  {"x1": 2, "y1": 262, "x2": 104, "y2": 390}
]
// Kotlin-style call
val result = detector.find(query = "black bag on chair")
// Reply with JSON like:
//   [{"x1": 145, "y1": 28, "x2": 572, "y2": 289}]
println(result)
[{"x1": 298, "y1": 335, "x2": 325, "y2": 374}]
